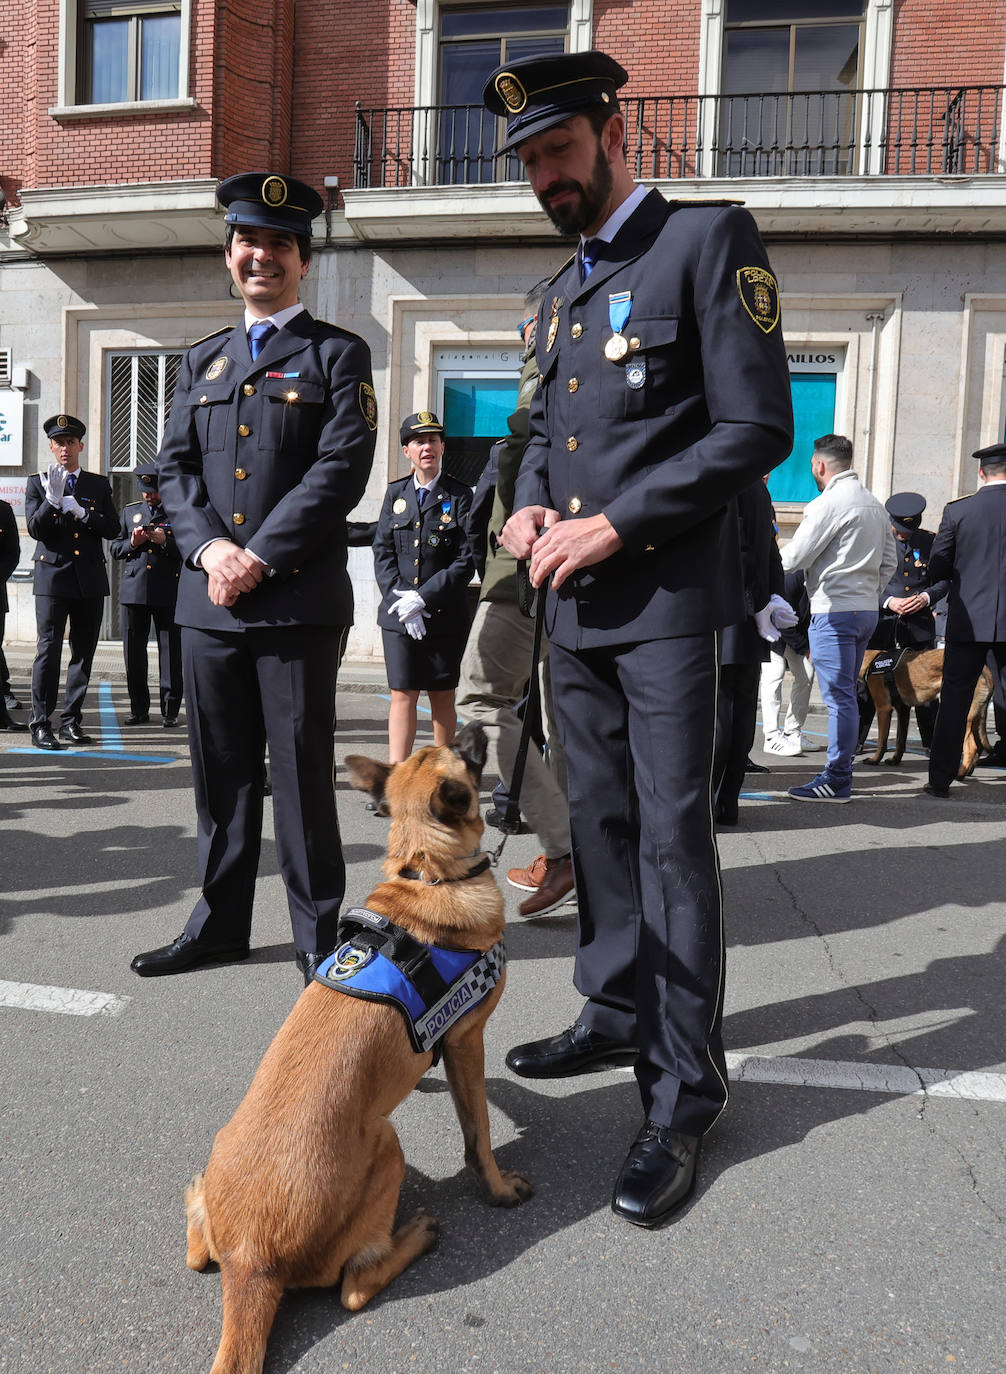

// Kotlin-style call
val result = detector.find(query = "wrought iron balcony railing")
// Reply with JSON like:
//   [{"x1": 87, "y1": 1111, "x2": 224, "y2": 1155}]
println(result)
[{"x1": 354, "y1": 83, "x2": 1006, "y2": 190}]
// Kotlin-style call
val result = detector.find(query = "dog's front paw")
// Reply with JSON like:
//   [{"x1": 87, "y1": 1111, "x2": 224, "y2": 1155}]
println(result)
[
  {"x1": 487, "y1": 1170, "x2": 534, "y2": 1208},
  {"x1": 402, "y1": 1210, "x2": 441, "y2": 1253}
]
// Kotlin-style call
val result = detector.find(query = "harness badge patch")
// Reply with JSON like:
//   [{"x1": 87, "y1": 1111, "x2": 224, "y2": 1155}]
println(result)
[
  {"x1": 328, "y1": 941, "x2": 376, "y2": 981},
  {"x1": 736, "y1": 267, "x2": 780, "y2": 334}
]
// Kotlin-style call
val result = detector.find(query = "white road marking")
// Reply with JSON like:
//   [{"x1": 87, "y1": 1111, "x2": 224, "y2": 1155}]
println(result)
[
  {"x1": 0, "y1": 980, "x2": 130, "y2": 1018},
  {"x1": 726, "y1": 1051, "x2": 1006, "y2": 1103}
]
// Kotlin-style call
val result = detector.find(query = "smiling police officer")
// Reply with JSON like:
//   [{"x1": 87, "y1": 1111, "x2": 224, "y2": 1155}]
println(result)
[{"x1": 488, "y1": 51, "x2": 793, "y2": 1227}]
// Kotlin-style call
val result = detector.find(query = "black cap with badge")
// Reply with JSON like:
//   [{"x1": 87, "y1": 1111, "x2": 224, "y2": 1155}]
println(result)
[
  {"x1": 216, "y1": 172, "x2": 324, "y2": 237},
  {"x1": 134, "y1": 463, "x2": 160, "y2": 490},
  {"x1": 973, "y1": 442, "x2": 1006, "y2": 465},
  {"x1": 400, "y1": 411, "x2": 445, "y2": 444},
  {"x1": 884, "y1": 491, "x2": 926, "y2": 536},
  {"x1": 483, "y1": 50, "x2": 628, "y2": 154},
  {"x1": 43, "y1": 414, "x2": 86, "y2": 440}
]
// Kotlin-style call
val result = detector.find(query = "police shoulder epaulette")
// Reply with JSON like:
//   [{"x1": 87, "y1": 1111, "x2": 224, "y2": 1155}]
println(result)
[
  {"x1": 315, "y1": 319, "x2": 367, "y2": 343},
  {"x1": 188, "y1": 325, "x2": 233, "y2": 348},
  {"x1": 544, "y1": 253, "x2": 576, "y2": 288},
  {"x1": 947, "y1": 490, "x2": 975, "y2": 503}
]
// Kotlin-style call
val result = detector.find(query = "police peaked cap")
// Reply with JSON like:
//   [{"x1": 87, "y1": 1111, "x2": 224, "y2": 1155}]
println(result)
[
  {"x1": 483, "y1": 50, "x2": 628, "y2": 153},
  {"x1": 973, "y1": 442, "x2": 1006, "y2": 464},
  {"x1": 400, "y1": 412, "x2": 445, "y2": 443},
  {"x1": 884, "y1": 491, "x2": 926, "y2": 534},
  {"x1": 217, "y1": 172, "x2": 323, "y2": 237},
  {"x1": 134, "y1": 463, "x2": 160, "y2": 489},
  {"x1": 43, "y1": 413, "x2": 86, "y2": 440}
]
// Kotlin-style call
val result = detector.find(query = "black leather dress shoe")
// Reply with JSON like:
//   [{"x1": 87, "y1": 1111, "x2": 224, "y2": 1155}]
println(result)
[
  {"x1": 31, "y1": 723, "x2": 65, "y2": 751},
  {"x1": 130, "y1": 932, "x2": 251, "y2": 977},
  {"x1": 505, "y1": 1021, "x2": 638, "y2": 1078},
  {"x1": 977, "y1": 744, "x2": 1006, "y2": 767},
  {"x1": 124, "y1": 713, "x2": 149, "y2": 726},
  {"x1": 744, "y1": 758, "x2": 770, "y2": 774},
  {"x1": 611, "y1": 1123, "x2": 700, "y2": 1228},
  {"x1": 162, "y1": 716, "x2": 178, "y2": 728},
  {"x1": 1, "y1": 717, "x2": 28, "y2": 732},
  {"x1": 58, "y1": 722, "x2": 93, "y2": 745},
  {"x1": 922, "y1": 782, "x2": 952, "y2": 799},
  {"x1": 4, "y1": 692, "x2": 22, "y2": 711},
  {"x1": 295, "y1": 949, "x2": 330, "y2": 987}
]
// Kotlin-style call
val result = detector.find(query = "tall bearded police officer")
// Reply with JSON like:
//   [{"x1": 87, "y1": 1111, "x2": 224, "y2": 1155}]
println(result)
[
  {"x1": 131, "y1": 173, "x2": 376, "y2": 984},
  {"x1": 489, "y1": 52, "x2": 793, "y2": 1226}
]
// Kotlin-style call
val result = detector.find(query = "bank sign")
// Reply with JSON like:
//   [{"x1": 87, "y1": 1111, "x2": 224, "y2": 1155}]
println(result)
[{"x1": 0, "y1": 390, "x2": 25, "y2": 467}]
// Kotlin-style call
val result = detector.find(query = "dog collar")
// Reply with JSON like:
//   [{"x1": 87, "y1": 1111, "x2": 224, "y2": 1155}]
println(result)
[{"x1": 397, "y1": 854, "x2": 491, "y2": 885}]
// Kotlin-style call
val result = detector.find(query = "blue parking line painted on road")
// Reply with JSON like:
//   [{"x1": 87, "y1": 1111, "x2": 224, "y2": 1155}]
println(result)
[
  {"x1": 6, "y1": 748, "x2": 178, "y2": 763},
  {"x1": 98, "y1": 681, "x2": 123, "y2": 750},
  {"x1": 3, "y1": 683, "x2": 178, "y2": 763},
  {"x1": 739, "y1": 791, "x2": 787, "y2": 802},
  {"x1": 375, "y1": 692, "x2": 432, "y2": 718}
]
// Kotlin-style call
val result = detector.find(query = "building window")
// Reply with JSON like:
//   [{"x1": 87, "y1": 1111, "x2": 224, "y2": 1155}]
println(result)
[
  {"x1": 719, "y1": 0, "x2": 865, "y2": 175},
  {"x1": 106, "y1": 350, "x2": 183, "y2": 470},
  {"x1": 437, "y1": 5, "x2": 568, "y2": 183},
  {"x1": 81, "y1": 0, "x2": 182, "y2": 104},
  {"x1": 768, "y1": 349, "x2": 846, "y2": 506},
  {"x1": 434, "y1": 345, "x2": 525, "y2": 484}
]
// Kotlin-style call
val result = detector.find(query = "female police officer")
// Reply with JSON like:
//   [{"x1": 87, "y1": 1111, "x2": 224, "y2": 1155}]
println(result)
[{"x1": 373, "y1": 413, "x2": 474, "y2": 764}]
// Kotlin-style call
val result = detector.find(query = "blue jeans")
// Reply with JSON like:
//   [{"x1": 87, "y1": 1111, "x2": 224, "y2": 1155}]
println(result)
[{"x1": 808, "y1": 610, "x2": 878, "y2": 786}]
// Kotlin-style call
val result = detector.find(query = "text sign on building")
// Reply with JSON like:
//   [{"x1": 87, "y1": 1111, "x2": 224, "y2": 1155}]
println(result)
[{"x1": 0, "y1": 390, "x2": 25, "y2": 468}]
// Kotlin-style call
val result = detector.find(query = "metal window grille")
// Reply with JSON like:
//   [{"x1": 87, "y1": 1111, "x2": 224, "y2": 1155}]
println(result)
[
  {"x1": 106, "y1": 350, "x2": 182, "y2": 470},
  {"x1": 0, "y1": 349, "x2": 11, "y2": 387}
]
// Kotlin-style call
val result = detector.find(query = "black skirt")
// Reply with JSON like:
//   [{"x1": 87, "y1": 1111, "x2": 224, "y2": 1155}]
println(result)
[{"x1": 382, "y1": 627, "x2": 466, "y2": 691}]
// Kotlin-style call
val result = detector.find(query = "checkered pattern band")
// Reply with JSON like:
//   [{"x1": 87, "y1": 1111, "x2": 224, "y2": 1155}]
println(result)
[{"x1": 413, "y1": 939, "x2": 507, "y2": 1053}]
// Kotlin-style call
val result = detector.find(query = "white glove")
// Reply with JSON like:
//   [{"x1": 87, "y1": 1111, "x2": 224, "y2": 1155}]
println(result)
[
  {"x1": 392, "y1": 589, "x2": 426, "y2": 623},
  {"x1": 43, "y1": 463, "x2": 68, "y2": 507},
  {"x1": 768, "y1": 592, "x2": 799, "y2": 630},
  {"x1": 753, "y1": 603, "x2": 781, "y2": 643},
  {"x1": 60, "y1": 494, "x2": 86, "y2": 520},
  {"x1": 404, "y1": 610, "x2": 428, "y2": 640}
]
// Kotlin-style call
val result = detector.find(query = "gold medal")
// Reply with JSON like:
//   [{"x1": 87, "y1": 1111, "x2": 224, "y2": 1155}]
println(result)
[
  {"x1": 393, "y1": 498, "x2": 407, "y2": 514},
  {"x1": 604, "y1": 333, "x2": 629, "y2": 362},
  {"x1": 133, "y1": 513, "x2": 143, "y2": 523},
  {"x1": 546, "y1": 315, "x2": 559, "y2": 352}
]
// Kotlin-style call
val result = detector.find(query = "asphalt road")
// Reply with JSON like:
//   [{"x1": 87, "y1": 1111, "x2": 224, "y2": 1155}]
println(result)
[{"x1": 1, "y1": 678, "x2": 1003, "y2": 1373}]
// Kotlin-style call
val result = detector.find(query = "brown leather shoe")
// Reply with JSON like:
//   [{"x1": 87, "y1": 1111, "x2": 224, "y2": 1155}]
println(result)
[
  {"x1": 506, "y1": 853, "x2": 549, "y2": 891},
  {"x1": 517, "y1": 855, "x2": 575, "y2": 917}
]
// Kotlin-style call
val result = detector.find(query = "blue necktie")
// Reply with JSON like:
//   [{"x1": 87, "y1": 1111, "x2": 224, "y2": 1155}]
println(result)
[
  {"x1": 579, "y1": 238, "x2": 603, "y2": 283},
  {"x1": 248, "y1": 321, "x2": 275, "y2": 361},
  {"x1": 65, "y1": 473, "x2": 76, "y2": 494},
  {"x1": 418, "y1": 486, "x2": 427, "y2": 507}
]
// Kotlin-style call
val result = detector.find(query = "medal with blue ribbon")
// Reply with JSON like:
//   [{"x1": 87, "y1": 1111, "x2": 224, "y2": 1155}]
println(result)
[{"x1": 604, "y1": 291, "x2": 633, "y2": 361}]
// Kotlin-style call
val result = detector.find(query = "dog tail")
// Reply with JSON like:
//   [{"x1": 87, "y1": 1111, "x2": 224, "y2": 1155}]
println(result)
[
  {"x1": 184, "y1": 1172, "x2": 212, "y2": 1272},
  {"x1": 210, "y1": 1265, "x2": 284, "y2": 1374}
]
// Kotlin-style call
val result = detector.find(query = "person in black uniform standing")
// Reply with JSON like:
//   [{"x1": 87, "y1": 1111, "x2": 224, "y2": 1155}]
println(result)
[
  {"x1": 487, "y1": 51, "x2": 793, "y2": 1226},
  {"x1": 131, "y1": 172, "x2": 376, "y2": 983},
  {"x1": 925, "y1": 445, "x2": 1006, "y2": 797},
  {"x1": 372, "y1": 412, "x2": 473, "y2": 765},
  {"x1": 857, "y1": 491, "x2": 948, "y2": 750},
  {"x1": 25, "y1": 415, "x2": 119, "y2": 750},
  {"x1": 110, "y1": 463, "x2": 183, "y2": 727}
]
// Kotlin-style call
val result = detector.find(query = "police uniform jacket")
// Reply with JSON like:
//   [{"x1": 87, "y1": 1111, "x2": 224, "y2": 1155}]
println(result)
[
  {"x1": 927, "y1": 483, "x2": 1006, "y2": 642},
  {"x1": 874, "y1": 526, "x2": 947, "y2": 647},
  {"x1": 156, "y1": 310, "x2": 376, "y2": 631},
  {"x1": 513, "y1": 191, "x2": 793, "y2": 651},
  {"x1": 110, "y1": 501, "x2": 181, "y2": 607},
  {"x1": 0, "y1": 499, "x2": 19, "y2": 614},
  {"x1": 25, "y1": 471, "x2": 119, "y2": 599},
  {"x1": 373, "y1": 473, "x2": 474, "y2": 635}
]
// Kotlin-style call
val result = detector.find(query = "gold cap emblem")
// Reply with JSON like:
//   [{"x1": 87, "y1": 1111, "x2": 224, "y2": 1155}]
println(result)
[
  {"x1": 495, "y1": 72, "x2": 527, "y2": 113},
  {"x1": 262, "y1": 176, "x2": 288, "y2": 206},
  {"x1": 418, "y1": 411, "x2": 435, "y2": 425},
  {"x1": 57, "y1": 415, "x2": 68, "y2": 428}
]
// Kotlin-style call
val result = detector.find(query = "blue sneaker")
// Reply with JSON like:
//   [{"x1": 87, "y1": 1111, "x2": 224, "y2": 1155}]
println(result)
[{"x1": 788, "y1": 771, "x2": 851, "y2": 803}]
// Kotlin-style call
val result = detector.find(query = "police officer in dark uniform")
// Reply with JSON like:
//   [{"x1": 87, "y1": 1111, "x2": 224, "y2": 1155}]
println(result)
[
  {"x1": 925, "y1": 444, "x2": 1006, "y2": 796},
  {"x1": 131, "y1": 172, "x2": 376, "y2": 982},
  {"x1": 25, "y1": 414, "x2": 119, "y2": 750},
  {"x1": 858, "y1": 491, "x2": 948, "y2": 750},
  {"x1": 110, "y1": 463, "x2": 183, "y2": 726},
  {"x1": 488, "y1": 51, "x2": 793, "y2": 1226},
  {"x1": 373, "y1": 412, "x2": 473, "y2": 764}
]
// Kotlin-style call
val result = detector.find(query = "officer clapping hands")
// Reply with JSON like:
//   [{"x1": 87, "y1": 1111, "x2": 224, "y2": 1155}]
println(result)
[{"x1": 41, "y1": 463, "x2": 68, "y2": 508}]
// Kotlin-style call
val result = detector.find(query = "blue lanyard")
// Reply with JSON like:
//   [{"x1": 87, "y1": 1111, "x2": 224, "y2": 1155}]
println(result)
[{"x1": 609, "y1": 290, "x2": 632, "y2": 334}]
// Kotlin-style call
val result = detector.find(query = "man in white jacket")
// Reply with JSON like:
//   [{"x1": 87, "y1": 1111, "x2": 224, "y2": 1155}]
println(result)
[{"x1": 781, "y1": 434, "x2": 897, "y2": 801}]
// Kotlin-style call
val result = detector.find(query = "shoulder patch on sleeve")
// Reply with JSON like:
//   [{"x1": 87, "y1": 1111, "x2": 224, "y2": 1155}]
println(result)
[
  {"x1": 359, "y1": 382, "x2": 378, "y2": 432},
  {"x1": 189, "y1": 325, "x2": 234, "y2": 348},
  {"x1": 737, "y1": 267, "x2": 780, "y2": 334}
]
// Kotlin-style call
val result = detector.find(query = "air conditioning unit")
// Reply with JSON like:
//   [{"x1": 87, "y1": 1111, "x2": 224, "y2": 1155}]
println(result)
[{"x1": 0, "y1": 349, "x2": 11, "y2": 388}]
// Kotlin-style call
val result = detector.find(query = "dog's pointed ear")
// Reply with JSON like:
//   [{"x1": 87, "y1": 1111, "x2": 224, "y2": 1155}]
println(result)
[
  {"x1": 344, "y1": 755, "x2": 393, "y2": 805},
  {"x1": 451, "y1": 722, "x2": 488, "y2": 781}
]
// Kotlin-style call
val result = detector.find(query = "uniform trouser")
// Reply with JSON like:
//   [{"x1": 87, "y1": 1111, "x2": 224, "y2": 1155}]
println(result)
[
  {"x1": 808, "y1": 610, "x2": 878, "y2": 787},
  {"x1": 0, "y1": 611, "x2": 11, "y2": 693},
  {"x1": 759, "y1": 646, "x2": 814, "y2": 739},
  {"x1": 122, "y1": 603, "x2": 183, "y2": 717},
  {"x1": 714, "y1": 659, "x2": 762, "y2": 816},
  {"x1": 456, "y1": 599, "x2": 570, "y2": 857},
  {"x1": 181, "y1": 624, "x2": 346, "y2": 953},
  {"x1": 30, "y1": 594, "x2": 104, "y2": 729},
  {"x1": 929, "y1": 641, "x2": 1006, "y2": 790},
  {"x1": 549, "y1": 634, "x2": 727, "y2": 1138}
]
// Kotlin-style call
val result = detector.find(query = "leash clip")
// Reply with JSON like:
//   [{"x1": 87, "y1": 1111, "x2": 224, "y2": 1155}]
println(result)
[{"x1": 488, "y1": 833, "x2": 509, "y2": 866}]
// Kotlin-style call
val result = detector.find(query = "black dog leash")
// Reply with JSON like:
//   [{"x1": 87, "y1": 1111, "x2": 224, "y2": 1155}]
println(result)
[{"x1": 489, "y1": 576, "x2": 546, "y2": 866}]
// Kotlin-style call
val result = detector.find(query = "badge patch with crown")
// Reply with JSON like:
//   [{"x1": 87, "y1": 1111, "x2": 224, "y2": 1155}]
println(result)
[
  {"x1": 495, "y1": 72, "x2": 527, "y2": 113},
  {"x1": 360, "y1": 383, "x2": 378, "y2": 432},
  {"x1": 736, "y1": 267, "x2": 780, "y2": 334},
  {"x1": 262, "y1": 176, "x2": 288, "y2": 207}
]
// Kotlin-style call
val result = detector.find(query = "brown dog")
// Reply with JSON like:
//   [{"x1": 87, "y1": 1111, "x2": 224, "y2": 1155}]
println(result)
[
  {"x1": 859, "y1": 647, "x2": 993, "y2": 773},
  {"x1": 184, "y1": 722, "x2": 532, "y2": 1374}
]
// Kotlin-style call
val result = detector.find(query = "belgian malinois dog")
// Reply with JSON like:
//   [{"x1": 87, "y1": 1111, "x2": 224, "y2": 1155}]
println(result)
[
  {"x1": 859, "y1": 647, "x2": 993, "y2": 773},
  {"x1": 184, "y1": 722, "x2": 532, "y2": 1374}
]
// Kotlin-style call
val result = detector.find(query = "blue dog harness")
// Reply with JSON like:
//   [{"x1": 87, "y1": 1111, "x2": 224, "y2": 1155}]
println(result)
[
  {"x1": 866, "y1": 647, "x2": 911, "y2": 709},
  {"x1": 315, "y1": 906, "x2": 506, "y2": 1058}
]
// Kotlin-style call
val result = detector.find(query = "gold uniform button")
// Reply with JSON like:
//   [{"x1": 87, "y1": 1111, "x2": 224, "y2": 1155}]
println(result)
[
  {"x1": 235, "y1": 468, "x2": 247, "y2": 480},
  {"x1": 233, "y1": 513, "x2": 245, "y2": 526},
  {"x1": 568, "y1": 496, "x2": 582, "y2": 514},
  {"x1": 566, "y1": 436, "x2": 578, "y2": 452},
  {"x1": 629, "y1": 336, "x2": 641, "y2": 350},
  {"x1": 644, "y1": 544, "x2": 655, "y2": 553},
  {"x1": 242, "y1": 384, "x2": 255, "y2": 396},
  {"x1": 414, "y1": 539, "x2": 419, "y2": 548},
  {"x1": 73, "y1": 549, "x2": 80, "y2": 556},
  {"x1": 568, "y1": 378, "x2": 579, "y2": 393},
  {"x1": 413, "y1": 577, "x2": 419, "y2": 585},
  {"x1": 238, "y1": 424, "x2": 251, "y2": 437},
  {"x1": 199, "y1": 395, "x2": 208, "y2": 404},
  {"x1": 570, "y1": 323, "x2": 583, "y2": 339}
]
